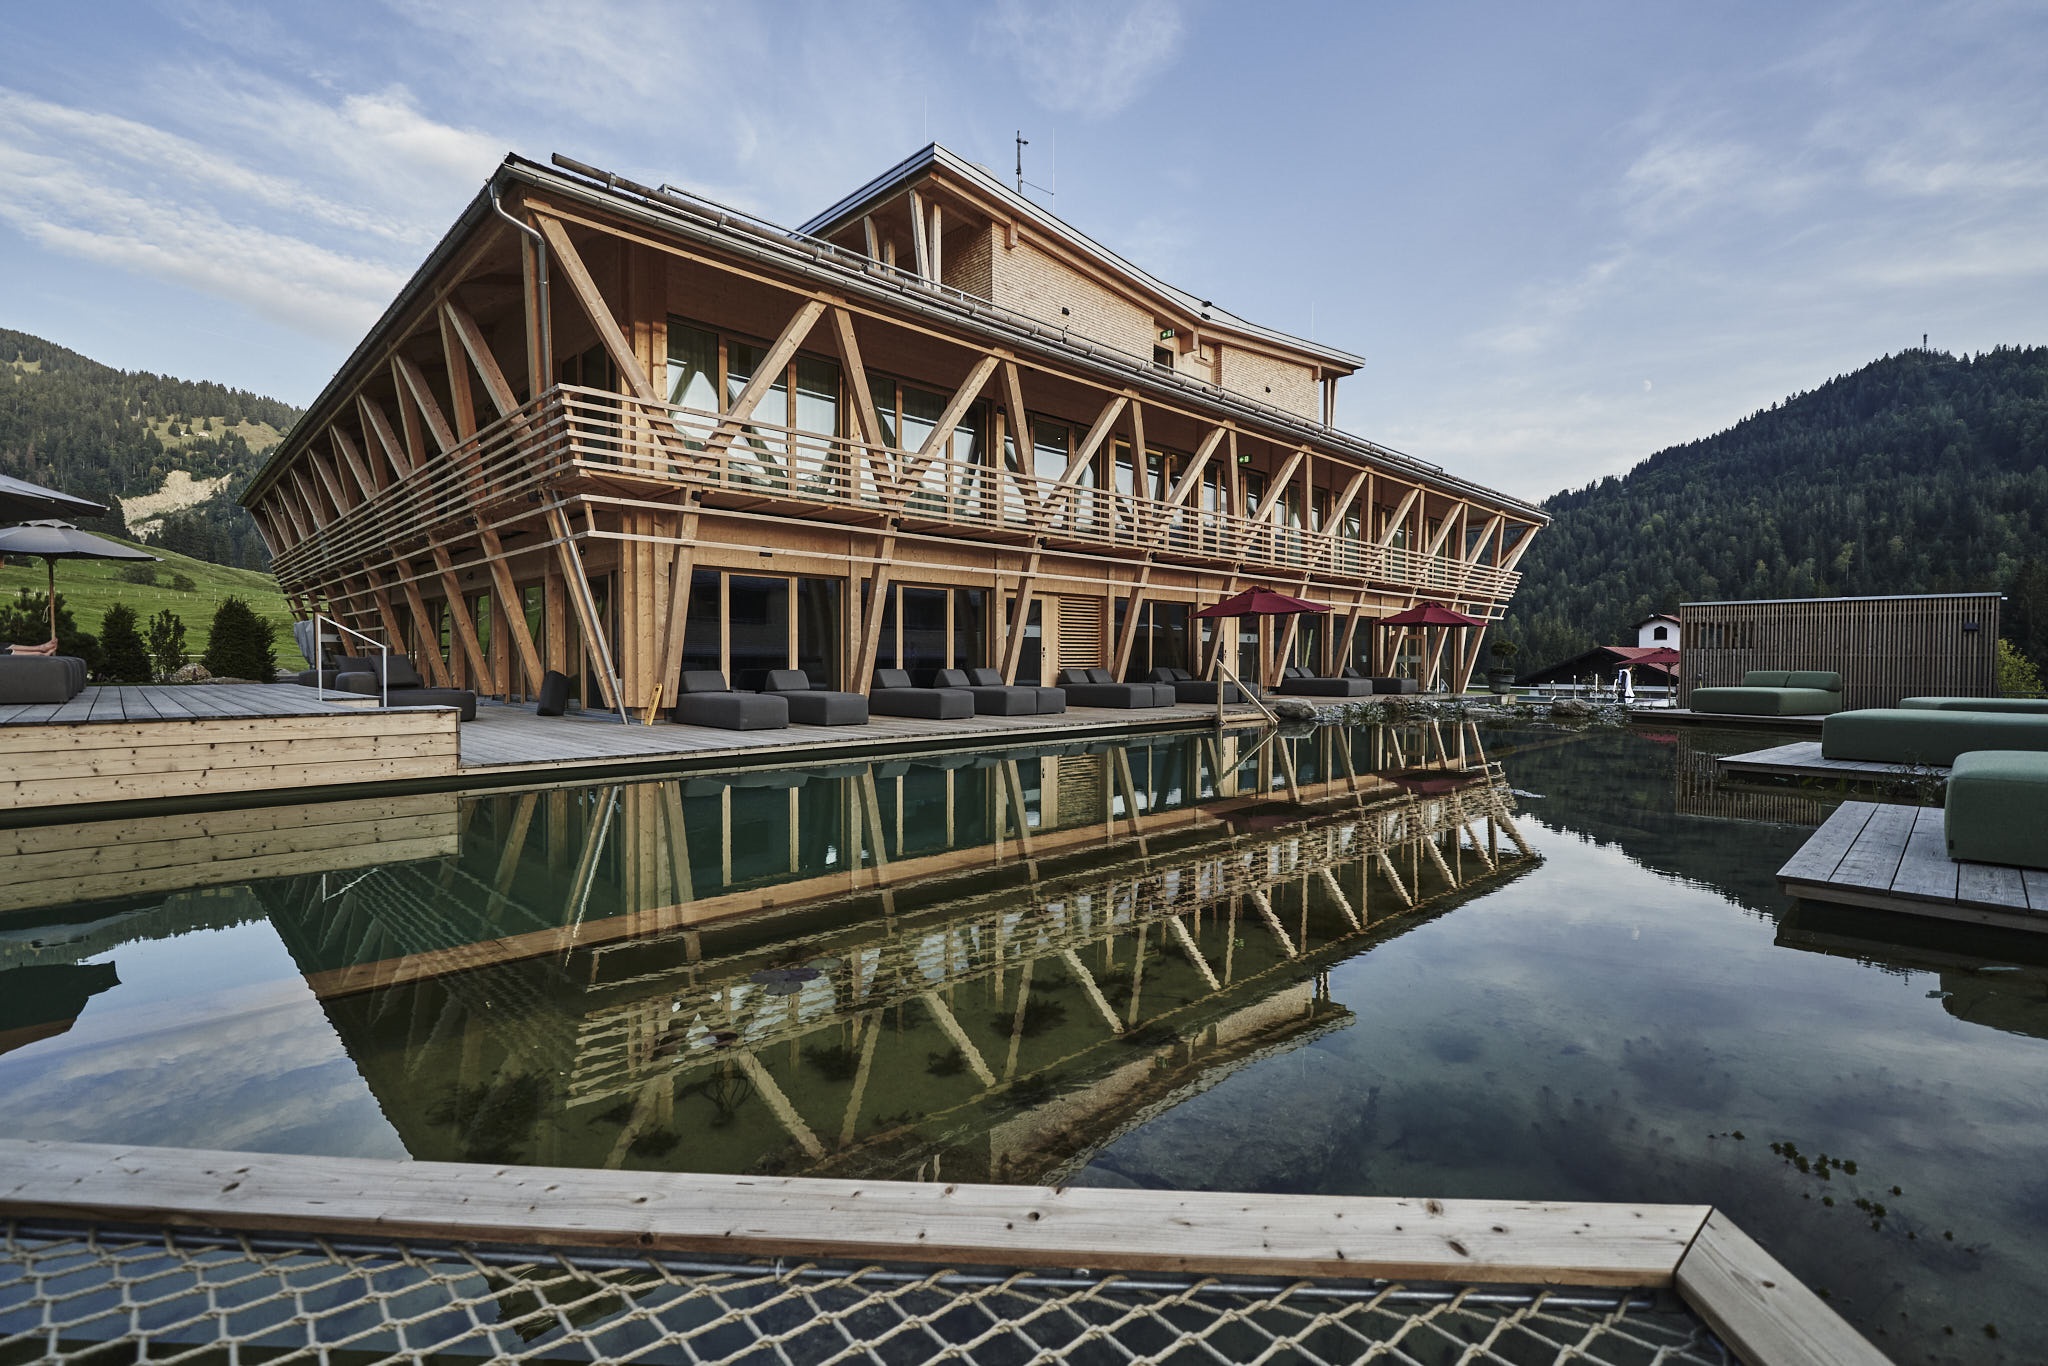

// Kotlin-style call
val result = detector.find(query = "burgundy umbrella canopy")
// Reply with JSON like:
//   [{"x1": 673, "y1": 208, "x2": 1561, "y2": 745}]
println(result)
[
  {"x1": 1193, "y1": 587, "x2": 1329, "y2": 618},
  {"x1": 1378, "y1": 601, "x2": 1485, "y2": 627}
]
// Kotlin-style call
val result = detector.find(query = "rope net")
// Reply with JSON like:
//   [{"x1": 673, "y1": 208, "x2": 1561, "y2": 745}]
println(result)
[{"x1": 1, "y1": 1218, "x2": 1734, "y2": 1365}]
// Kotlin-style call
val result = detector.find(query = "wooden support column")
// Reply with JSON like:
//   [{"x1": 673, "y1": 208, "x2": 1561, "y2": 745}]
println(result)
[
  {"x1": 394, "y1": 568, "x2": 452, "y2": 687},
  {"x1": 1109, "y1": 563, "x2": 1153, "y2": 681},
  {"x1": 855, "y1": 534, "x2": 897, "y2": 687},
  {"x1": 431, "y1": 545, "x2": 493, "y2": 692},
  {"x1": 1001, "y1": 551, "x2": 1042, "y2": 683},
  {"x1": 545, "y1": 501, "x2": 622, "y2": 715},
  {"x1": 644, "y1": 507, "x2": 703, "y2": 724}
]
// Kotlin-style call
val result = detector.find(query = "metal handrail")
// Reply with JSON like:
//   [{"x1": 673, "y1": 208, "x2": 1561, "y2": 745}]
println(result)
[
  {"x1": 311, "y1": 613, "x2": 388, "y2": 709},
  {"x1": 1210, "y1": 652, "x2": 1279, "y2": 728}
]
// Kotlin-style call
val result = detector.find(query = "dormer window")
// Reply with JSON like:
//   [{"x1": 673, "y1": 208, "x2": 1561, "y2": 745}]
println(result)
[
  {"x1": 1153, "y1": 346, "x2": 1174, "y2": 369},
  {"x1": 1653, "y1": 625, "x2": 1669, "y2": 641}
]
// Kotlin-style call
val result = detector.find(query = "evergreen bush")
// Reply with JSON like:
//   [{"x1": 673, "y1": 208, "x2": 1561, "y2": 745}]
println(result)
[
  {"x1": 146, "y1": 609, "x2": 187, "y2": 682},
  {"x1": 0, "y1": 588, "x2": 99, "y2": 673},
  {"x1": 202, "y1": 596, "x2": 277, "y2": 681},
  {"x1": 98, "y1": 603, "x2": 151, "y2": 682}
]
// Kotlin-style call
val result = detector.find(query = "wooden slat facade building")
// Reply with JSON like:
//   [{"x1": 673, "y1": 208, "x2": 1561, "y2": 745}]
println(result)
[
  {"x1": 244, "y1": 148, "x2": 1546, "y2": 718},
  {"x1": 1680, "y1": 592, "x2": 2003, "y2": 712}
]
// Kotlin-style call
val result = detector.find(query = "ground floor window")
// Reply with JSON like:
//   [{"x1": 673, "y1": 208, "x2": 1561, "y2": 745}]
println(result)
[
  {"x1": 870, "y1": 584, "x2": 990, "y2": 682},
  {"x1": 678, "y1": 570, "x2": 847, "y2": 690}
]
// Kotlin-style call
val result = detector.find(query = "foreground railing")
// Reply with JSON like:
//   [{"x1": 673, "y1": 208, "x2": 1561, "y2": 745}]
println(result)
[{"x1": 270, "y1": 387, "x2": 1519, "y2": 608}]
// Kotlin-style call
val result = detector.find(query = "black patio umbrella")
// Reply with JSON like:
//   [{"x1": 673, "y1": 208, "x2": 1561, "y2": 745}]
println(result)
[
  {"x1": 0, "y1": 520, "x2": 157, "y2": 645},
  {"x1": 0, "y1": 474, "x2": 108, "y2": 524}
]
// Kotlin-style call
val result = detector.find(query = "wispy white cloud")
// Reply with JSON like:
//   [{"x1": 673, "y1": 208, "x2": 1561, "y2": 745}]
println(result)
[{"x1": 976, "y1": 0, "x2": 1187, "y2": 118}]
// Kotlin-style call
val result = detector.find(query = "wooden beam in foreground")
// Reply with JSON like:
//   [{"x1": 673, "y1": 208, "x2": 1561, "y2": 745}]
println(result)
[{"x1": 0, "y1": 1139, "x2": 1706, "y2": 1289}]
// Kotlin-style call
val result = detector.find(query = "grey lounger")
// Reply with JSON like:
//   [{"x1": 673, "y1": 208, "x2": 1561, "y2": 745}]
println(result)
[
  {"x1": 970, "y1": 666, "x2": 1064, "y2": 714},
  {"x1": 761, "y1": 668, "x2": 868, "y2": 725},
  {"x1": 870, "y1": 667, "x2": 973, "y2": 718},
  {"x1": 1276, "y1": 665, "x2": 1373, "y2": 698},
  {"x1": 1056, "y1": 667, "x2": 1174, "y2": 708},
  {"x1": 934, "y1": 666, "x2": 1037, "y2": 715},
  {"x1": 671, "y1": 669, "x2": 790, "y2": 730}
]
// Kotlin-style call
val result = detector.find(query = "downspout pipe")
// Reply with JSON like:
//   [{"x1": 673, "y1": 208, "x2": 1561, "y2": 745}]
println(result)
[{"x1": 490, "y1": 186, "x2": 553, "y2": 386}]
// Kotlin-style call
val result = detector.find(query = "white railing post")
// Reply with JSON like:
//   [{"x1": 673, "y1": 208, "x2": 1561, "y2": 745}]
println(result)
[{"x1": 311, "y1": 612, "x2": 390, "y2": 708}]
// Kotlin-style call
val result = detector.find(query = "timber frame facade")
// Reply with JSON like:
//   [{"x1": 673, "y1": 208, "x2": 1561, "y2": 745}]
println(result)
[{"x1": 245, "y1": 150, "x2": 1546, "y2": 718}]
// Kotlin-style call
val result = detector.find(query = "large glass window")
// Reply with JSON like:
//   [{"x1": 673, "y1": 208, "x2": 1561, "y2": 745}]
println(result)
[
  {"x1": 952, "y1": 589, "x2": 986, "y2": 671},
  {"x1": 665, "y1": 322, "x2": 719, "y2": 444},
  {"x1": 725, "y1": 339, "x2": 787, "y2": 471},
  {"x1": 900, "y1": 586, "x2": 948, "y2": 681},
  {"x1": 726, "y1": 574, "x2": 790, "y2": 690},
  {"x1": 796, "y1": 577, "x2": 842, "y2": 688},
  {"x1": 679, "y1": 569, "x2": 723, "y2": 677}
]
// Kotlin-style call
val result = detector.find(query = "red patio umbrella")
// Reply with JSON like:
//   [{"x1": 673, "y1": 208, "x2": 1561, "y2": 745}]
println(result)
[
  {"x1": 1378, "y1": 601, "x2": 1485, "y2": 627},
  {"x1": 1191, "y1": 587, "x2": 1327, "y2": 723},
  {"x1": 1193, "y1": 587, "x2": 1329, "y2": 618},
  {"x1": 1378, "y1": 601, "x2": 1486, "y2": 692}
]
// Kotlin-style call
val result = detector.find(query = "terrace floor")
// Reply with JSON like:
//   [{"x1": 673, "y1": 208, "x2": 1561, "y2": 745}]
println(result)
[{"x1": 1777, "y1": 799, "x2": 2047, "y2": 932}]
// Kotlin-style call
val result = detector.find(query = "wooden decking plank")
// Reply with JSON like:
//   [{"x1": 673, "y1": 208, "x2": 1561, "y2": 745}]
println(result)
[
  {"x1": 1889, "y1": 806, "x2": 1960, "y2": 901},
  {"x1": 1957, "y1": 859, "x2": 2031, "y2": 911},
  {"x1": 1775, "y1": 803, "x2": 1875, "y2": 883},
  {"x1": 1831, "y1": 802, "x2": 1920, "y2": 891},
  {"x1": 1675, "y1": 1210, "x2": 1890, "y2": 1366},
  {"x1": 0, "y1": 1139, "x2": 1710, "y2": 1288}
]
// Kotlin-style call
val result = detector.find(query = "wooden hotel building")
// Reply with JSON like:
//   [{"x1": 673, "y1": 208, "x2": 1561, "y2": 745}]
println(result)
[{"x1": 244, "y1": 149, "x2": 1545, "y2": 719}]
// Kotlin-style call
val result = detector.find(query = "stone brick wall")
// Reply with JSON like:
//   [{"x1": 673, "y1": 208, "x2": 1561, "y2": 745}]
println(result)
[
  {"x1": 990, "y1": 238, "x2": 1155, "y2": 359},
  {"x1": 1219, "y1": 345, "x2": 1320, "y2": 422}
]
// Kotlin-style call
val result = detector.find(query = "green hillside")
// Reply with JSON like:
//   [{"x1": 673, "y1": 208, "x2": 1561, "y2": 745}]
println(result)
[
  {"x1": 0, "y1": 537, "x2": 293, "y2": 660},
  {"x1": 2, "y1": 327, "x2": 300, "y2": 570},
  {"x1": 1500, "y1": 346, "x2": 2048, "y2": 671}
]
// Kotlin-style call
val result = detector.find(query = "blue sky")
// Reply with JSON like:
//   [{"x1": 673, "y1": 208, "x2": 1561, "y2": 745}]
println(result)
[{"x1": 3, "y1": 0, "x2": 2045, "y2": 503}]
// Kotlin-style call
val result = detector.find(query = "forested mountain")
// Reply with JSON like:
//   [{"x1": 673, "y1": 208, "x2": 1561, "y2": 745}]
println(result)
[
  {"x1": 1, "y1": 328, "x2": 299, "y2": 570},
  {"x1": 1500, "y1": 347, "x2": 2048, "y2": 671}
]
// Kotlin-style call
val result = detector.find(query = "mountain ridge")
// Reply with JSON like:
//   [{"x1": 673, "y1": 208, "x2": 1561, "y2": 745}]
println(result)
[
  {"x1": 1499, "y1": 345, "x2": 2048, "y2": 670},
  {"x1": 2, "y1": 327, "x2": 299, "y2": 570}
]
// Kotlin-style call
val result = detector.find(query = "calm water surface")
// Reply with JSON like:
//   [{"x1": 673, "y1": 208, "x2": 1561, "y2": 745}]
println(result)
[{"x1": 3, "y1": 720, "x2": 2044, "y2": 1364}]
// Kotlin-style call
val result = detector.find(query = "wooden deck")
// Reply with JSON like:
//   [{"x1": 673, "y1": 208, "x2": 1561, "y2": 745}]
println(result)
[
  {"x1": 456, "y1": 698, "x2": 1254, "y2": 775},
  {"x1": 1628, "y1": 708, "x2": 1825, "y2": 731},
  {"x1": 0, "y1": 682, "x2": 369, "y2": 726},
  {"x1": 1776, "y1": 800, "x2": 2048, "y2": 932},
  {"x1": 0, "y1": 684, "x2": 1268, "y2": 817},
  {"x1": 1719, "y1": 740, "x2": 1950, "y2": 783},
  {"x1": 0, "y1": 1139, "x2": 1889, "y2": 1365}
]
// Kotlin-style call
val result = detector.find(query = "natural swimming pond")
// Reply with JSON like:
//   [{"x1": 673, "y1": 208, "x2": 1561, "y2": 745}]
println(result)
[{"x1": 3, "y1": 720, "x2": 2043, "y2": 1363}]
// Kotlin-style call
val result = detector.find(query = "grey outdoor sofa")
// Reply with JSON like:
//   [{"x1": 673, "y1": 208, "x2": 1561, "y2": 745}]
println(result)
[
  {"x1": 333, "y1": 654, "x2": 478, "y2": 721},
  {"x1": 932, "y1": 667, "x2": 1038, "y2": 715},
  {"x1": 761, "y1": 669, "x2": 868, "y2": 726},
  {"x1": 672, "y1": 669, "x2": 790, "y2": 730},
  {"x1": 0, "y1": 653, "x2": 86, "y2": 704},
  {"x1": 1056, "y1": 667, "x2": 1175, "y2": 709},
  {"x1": 1145, "y1": 665, "x2": 1257, "y2": 704},
  {"x1": 969, "y1": 667, "x2": 1065, "y2": 714},
  {"x1": 870, "y1": 668, "x2": 974, "y2": 719},
  {"x1": 1276, "y1": 665, "x2": 1374, "y2": 698}
]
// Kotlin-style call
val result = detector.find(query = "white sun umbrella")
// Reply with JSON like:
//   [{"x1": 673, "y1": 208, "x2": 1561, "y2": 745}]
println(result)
[
  {"x1": 0, "y1": 520, "x2": 158, "y2": 644},
  {"x1": 0, "y1": 474, "x2": 109, "y2": 525}
]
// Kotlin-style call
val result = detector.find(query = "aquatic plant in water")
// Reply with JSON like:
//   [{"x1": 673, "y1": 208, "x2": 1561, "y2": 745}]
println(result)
[
  {"x1": 926, "y1": 1047, "x2": 965, "y2": 1076},
  {"x1": 803, "y1": 1042, "x2": 862, "y2": 1081}
]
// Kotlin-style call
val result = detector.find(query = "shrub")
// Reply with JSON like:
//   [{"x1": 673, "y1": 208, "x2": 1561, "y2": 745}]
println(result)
[
  {"x1": 117, "y1": 563, "x2": 159, "y2": 586},
  {"x1": 168, "y1": 571, "x2": 197, "y2": 592},
  {"x1": 1999, "y1": 638, "x2": 2045, "y2": 697},
  {"x1": 202, "y1": 596, "x2": 277, "y2": 681},
  {"x1": 99, "y1": 604, "x2": 152, "y2": 682},
  {"x1": 0, "y1": 588, "x2": 99, "y2": 673},
  {"x1": 147, "y1": 610, "x2": 187, "y2": 682}
]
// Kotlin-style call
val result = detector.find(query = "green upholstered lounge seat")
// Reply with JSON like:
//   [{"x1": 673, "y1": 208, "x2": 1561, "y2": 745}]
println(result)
[
  {"x1": 1822, "y1": 709, "x2": 2048, "y2": 767},
  {"x1": 1691, "y1": 670, "x2": 1844, "y2": 716},
  {"x1": 1899, "y1": 696, "x2": 2048, "y2": 715},
  {"x1": 1945, "y1": 750, "x2": 2048, "y2": 869}
]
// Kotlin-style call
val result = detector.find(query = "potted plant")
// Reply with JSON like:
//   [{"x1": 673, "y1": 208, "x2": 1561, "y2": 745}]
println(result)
[{"x1": 1486, "y1": 639, "x2": 1520, "y2": 694}]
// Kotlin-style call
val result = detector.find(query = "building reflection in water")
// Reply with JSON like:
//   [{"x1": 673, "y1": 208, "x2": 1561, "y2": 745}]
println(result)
[{"x1": 2, "y1": 720, "x2": 1538, "y2": 1185}]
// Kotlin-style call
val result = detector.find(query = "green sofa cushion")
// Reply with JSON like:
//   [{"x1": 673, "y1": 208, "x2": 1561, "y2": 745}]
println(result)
[
  {"x1": 1945, "y1": 750, "x2": 2048, "y2": 869},
  {"x1": 1692, "y1": 686, "x2": 1841, "y2": 716},
  {"x1": 1742, "y1": 670, "x2": 1792, "y2": 687},
  {"x1": 1785, "y1": 670, "x2": 1844, "y2": 692},
  {"x1": 1900, "y1": 696, "x2": 2048, "y2": 715},
  {"x1": 1823, "y1": 709, "x2": 2048, "y2": 767}
]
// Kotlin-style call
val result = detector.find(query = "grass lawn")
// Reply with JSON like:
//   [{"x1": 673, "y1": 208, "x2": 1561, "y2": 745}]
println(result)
[{"x1": 0, "y1": 539, "x2": 295, "y2": 661}]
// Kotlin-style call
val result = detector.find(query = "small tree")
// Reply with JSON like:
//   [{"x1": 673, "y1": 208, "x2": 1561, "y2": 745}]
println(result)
[
  {"x1": 1999, "y1": 638, "x2": 2046, "y2": 697},
  {"x1": 99, "y1": 603, "x2": 152, "y2": 683},
  {"x1": 117, "y1": 563, "x2": 159, "y2": 586},
  {"x1": 0, "y1": 588, "x2": 99, "y2": 674},
  {"x1": 202, "y1": 596, "x2": 277, "y2": 681},
  {"x1": 147, "y1": 609, "x2": 188, "y2": 681}
]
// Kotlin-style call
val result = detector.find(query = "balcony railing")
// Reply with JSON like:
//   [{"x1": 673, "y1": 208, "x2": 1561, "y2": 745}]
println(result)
[{"x1": 271, "y1": 386, "x2": 1520, "y2": 608}]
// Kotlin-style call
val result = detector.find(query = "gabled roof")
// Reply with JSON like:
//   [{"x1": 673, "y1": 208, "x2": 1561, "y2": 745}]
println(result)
[
  {"x1": 799, "y1": 144, "x2": 1366, "y2": 373},
  {"x1": 1633, "y1": 613, "x2": 1681, "y2": 628}
]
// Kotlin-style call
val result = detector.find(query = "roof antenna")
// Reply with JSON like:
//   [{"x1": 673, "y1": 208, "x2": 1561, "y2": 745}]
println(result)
[{"x1": 1015, "y1": 131, "x2": 1029, "y2": 193}]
